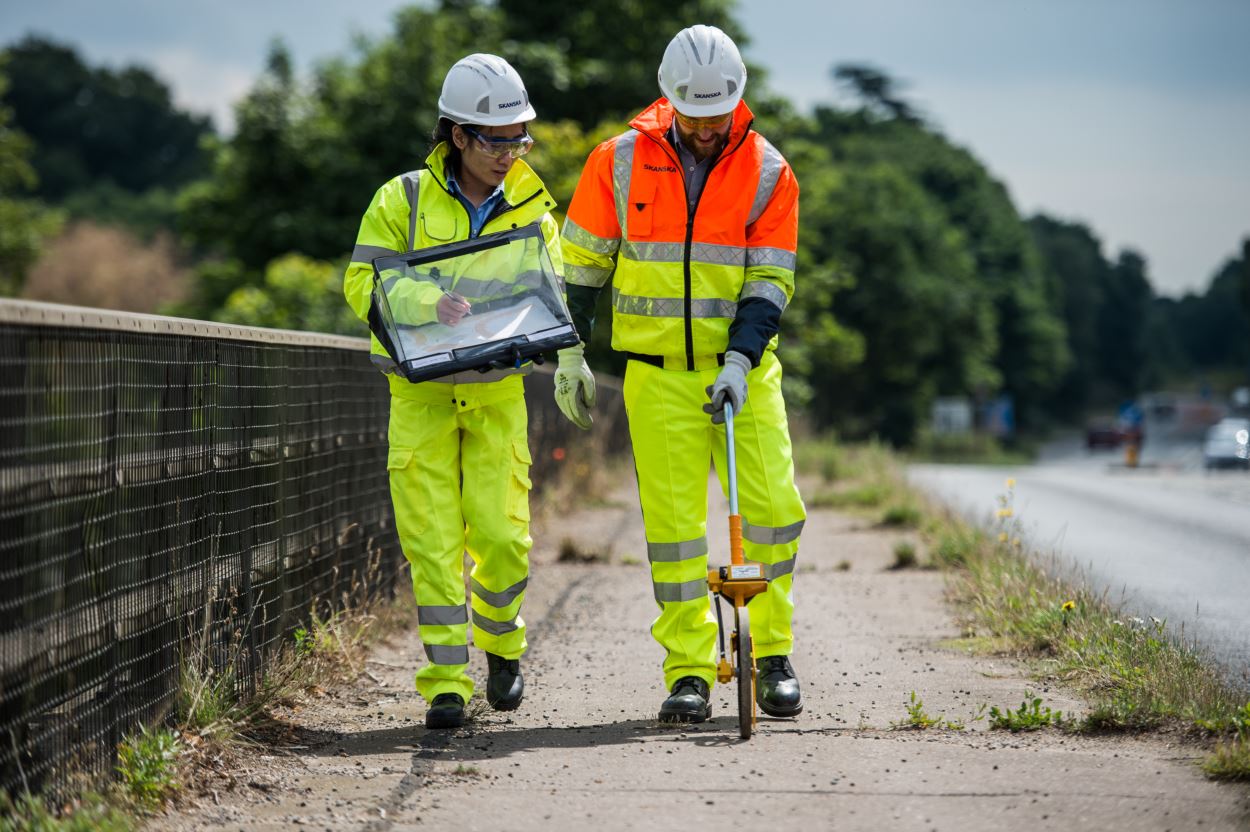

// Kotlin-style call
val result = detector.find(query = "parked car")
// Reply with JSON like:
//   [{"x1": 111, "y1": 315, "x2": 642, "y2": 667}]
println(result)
[
  {"x1": 1203, "y1": 418, "x2": 1250, "y2": 470},
  {"x1": 1086, "y1": 422, "x2": 1123, "y2": 449},
  {"x1": 1085, "y1": 422, "x2": 1143, "y2": 450}
]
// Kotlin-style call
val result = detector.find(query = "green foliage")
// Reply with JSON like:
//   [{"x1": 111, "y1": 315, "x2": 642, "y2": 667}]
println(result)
[
  {"x1": 807, "y1": 481, "x2": 892, "y2": 510},
  {"x1": 215, "y1": 253, "x2": 360, "y2": 335},
  {"x1": 0, "y1": 792, "x2": 131, "y2": 832},
  {"x1": 881, "y1": 504, "x2": 921, "y2": 528},
  {"x1": 1203, "y1": 739, "x2": 1250, "y2": 781},
  {"x1": 908, "y1": 428, "x2": 1033, "y2": 465},
  {"x1": 498, "y1": 0, "x2": 753, "y2": 127},
  {"x1": 890, "y1": 540, "x2": 917, "y2": 569},
  {"x1": 988, "y1": 693, "x2": 1063, "y2": 731},
  {"x1": 791, "y1": 436, "x2": 846, "y2": 483},
  {"x1": 116, "y1": 726, "x2": 181, "y2": 810},
  {"x1": 0, "y1": 64, "x2": 63, "y2": 295},
  {"x1": 890, "y1": 691, "x2": 966, "y2": 730},
  {"x1": 1, "y1": 36, "x2": 211, "y2": 201}
]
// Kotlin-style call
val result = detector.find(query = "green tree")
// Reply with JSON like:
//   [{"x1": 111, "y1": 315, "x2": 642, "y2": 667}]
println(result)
[
  {"x1": 1027, "y1": 215, "x2": 1109, "y2": 416},
  {"x1": 0, "y1": 64, "x2": 62, "y2": 295},
  {"x1": 1094, "y1": 250, "x2": 1153, "y2": 398},
  {"x1": 216, "y1": 253, "x2": 359, "y2": 335},
  {"x1": 1, "y1": 36, "x2": 212, "y2": 200},
  {"x1": 498, "y1": 0, "x2": 754, "y2": 126}
]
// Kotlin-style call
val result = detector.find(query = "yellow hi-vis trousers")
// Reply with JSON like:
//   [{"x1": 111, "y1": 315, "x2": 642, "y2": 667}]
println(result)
[
  {"x1": 386, "y1": 373, "x2": 532, "y2": 703},
  {"x1": 622, "y1": 351, "x2": 806, "y2": 691}
]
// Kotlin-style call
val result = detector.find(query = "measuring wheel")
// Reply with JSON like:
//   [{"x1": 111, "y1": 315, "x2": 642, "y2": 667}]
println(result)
[
  {"x1": 733, "y1": 604, "x2": 755, "y2": 739},
  {"x1": 708, "y1": 402, "x2": 769, "y2": 741}
]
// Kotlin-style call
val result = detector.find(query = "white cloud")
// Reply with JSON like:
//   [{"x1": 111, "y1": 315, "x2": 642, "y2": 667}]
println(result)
[{"x1": 146, "y1": 47, "x2": 255, "y2": 133}]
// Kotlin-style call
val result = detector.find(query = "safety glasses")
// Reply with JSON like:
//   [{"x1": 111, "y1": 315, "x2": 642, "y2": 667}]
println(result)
[
  {"x1": 462, "y1": 126, "x2": 534, "y2": 159},
  {"x1": 673, "y1": 111, "x2": 733, "y2": 131}
]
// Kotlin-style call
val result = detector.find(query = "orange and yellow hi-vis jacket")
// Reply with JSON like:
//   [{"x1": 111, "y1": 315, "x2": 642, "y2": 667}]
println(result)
[{"x1": 560, "y1": 98, "x2": 798, "y2": 370}]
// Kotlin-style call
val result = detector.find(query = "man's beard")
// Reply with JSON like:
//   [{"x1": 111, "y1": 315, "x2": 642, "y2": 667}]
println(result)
[{"x1": 689, "y1": 134, "x2": 726, "y2": 162}]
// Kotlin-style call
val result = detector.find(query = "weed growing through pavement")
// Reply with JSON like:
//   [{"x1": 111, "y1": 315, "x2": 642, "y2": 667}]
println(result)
[
  {"x1": 1197, "y1": 702, "x2": 1250, "y2": 781},
  {"x1": 988, "y1": 692, "x2": 1064, "y2": 732},
  {"x1": 116, "y1": 726, "x2": 182, "y2": 810},
  {"x1": 557, "y1": 536, "x2": 610, "y2": 564},
  {"x1": 890, "y1": 541, "x2": 917, "y2": 570},
  {"x1": 890, "y1": 692, "x2": 967, "y2": 730},
  {"x1": 880, "y1": 503, "x2": 921, "y2": 528}
]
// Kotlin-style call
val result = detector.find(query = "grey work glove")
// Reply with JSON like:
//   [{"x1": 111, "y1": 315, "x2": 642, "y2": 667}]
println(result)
[
  {"x1": 703, "y1": 350, "x2": 752, "y2": 424},
  {"x1": 554, "y1": 343, "x2": 596, "y2": 430}
]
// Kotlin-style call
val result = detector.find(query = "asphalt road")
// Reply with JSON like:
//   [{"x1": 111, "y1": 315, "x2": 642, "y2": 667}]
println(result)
[{"x1": 908, "y1": 427, "x2": 1250, "y2": 685}]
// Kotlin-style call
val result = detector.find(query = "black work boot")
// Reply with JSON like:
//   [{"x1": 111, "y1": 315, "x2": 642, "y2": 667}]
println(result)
[
  {"x1": 485, "y1": 652, "x2": 524, "y2": 711},
  {"x1": 658, "y1": 676, "x2": 712, "y2": 723},
  {"x1": 425, "y1": 693, "x2": 465, "y2": 729},
  {"x1": 756, "y1": 655, "x2": 802, "y2": 717}
]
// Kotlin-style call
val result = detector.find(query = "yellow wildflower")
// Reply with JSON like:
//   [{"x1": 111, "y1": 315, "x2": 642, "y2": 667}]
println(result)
[
  {"x1": 1005, "y1": 478, "x2": 1016, "y2": 489},
  {"x1": 996, "y1": 508, "x2": 1013, "y2": 518},
  {"x1": 998, "y1": 532, "x2": 1009, "y2": 543},
  {"x1": 1062, "y1": 600, "x2": 1075, "y2": 612}
]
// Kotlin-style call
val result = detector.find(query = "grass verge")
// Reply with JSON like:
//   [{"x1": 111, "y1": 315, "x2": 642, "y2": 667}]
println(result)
[
  {"x1": 6, "y1": 559, "x2": 415, "y2": 830},
  {"x1": 796, "y1": 436, "x2": 1250, "y2": 780}
]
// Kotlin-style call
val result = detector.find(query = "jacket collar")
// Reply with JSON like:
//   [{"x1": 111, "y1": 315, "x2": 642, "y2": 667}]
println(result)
[
  {"x1": 629, "y1": 98, "x2": 755, "y2": 147},
  {"x1": 423, "y1": 141, "x2": 550, "y2": 208}
]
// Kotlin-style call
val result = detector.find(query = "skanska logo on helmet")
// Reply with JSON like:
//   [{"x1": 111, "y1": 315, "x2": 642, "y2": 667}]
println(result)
[
  {"x1": 498, "y1": 99, "x2": 523, "y2": 109},
  {"x1": 693, "y1": 91, "x2": 722, "y2": 99}
]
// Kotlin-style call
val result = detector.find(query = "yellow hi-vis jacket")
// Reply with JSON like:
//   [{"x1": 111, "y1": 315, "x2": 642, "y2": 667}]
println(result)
[{"x1": 343, "y1": 142, "x2": 563, "y2": 378}]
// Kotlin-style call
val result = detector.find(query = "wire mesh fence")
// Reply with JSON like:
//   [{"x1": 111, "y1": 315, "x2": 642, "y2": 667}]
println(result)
[{"x1": 0, "y1": 300, "x2": 626, "y2": 801}]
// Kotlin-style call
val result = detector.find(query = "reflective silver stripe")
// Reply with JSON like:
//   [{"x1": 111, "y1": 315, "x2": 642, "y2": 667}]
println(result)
[
  {"x1": 424, "y1": 643, "x2": 469, "y2": 665},
  {"x1": 739, "y1": 281, "x2": 789, "y2": 313},
  {"x1": 613, "y1": 289, "x2": 736, "y2": 319},
  {"x1": 647, "y1": 537, "x2": 708, "y2": 563},
  {"x1": 565, "y1": 262, "x2": 613, "y2": 288},
  {"x1": 743, "y1": 518, "x2": 805, "y2": 545},
  {"x1": 745, "y1": 247, "x2": 797, "y2": 271},
  {"x1": 653, "y1": 578, "x2": 708, "y2": 603},
  {"x1": 402, "y1": 170, "x2": 422, "y2": 250},
  {"x1": 613, "y1": 132, "x2": 639, "y2": 237},
  {"x1": 472, "y1": 610, "x2": 519, "y2": 636},
  {"x1": 471, "y1": 576, "x2": 529, "y2": 608},
  {"x1": 747, "y1": 140, "x2": 785, "y2": 227},
  {"x1": 621, "y1": 241, "x2": 746, "y2": 267},
  {"x1": 417, "y1": 605, "x2": 468, "y2": 626},
  {"x1": 353, "y1": 244, "x2": 401, "y2": 263},
  {"x1": 761, "y1": 557, "x2": 797, "y2": 581},
  {"x1": 563, "y1": 217, "x2": 620, "y2": 256}
]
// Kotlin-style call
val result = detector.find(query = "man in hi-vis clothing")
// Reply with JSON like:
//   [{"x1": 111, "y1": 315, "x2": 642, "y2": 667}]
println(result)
[{"x1": 554, "y1": 24, "x2": 806, "y2": 723}]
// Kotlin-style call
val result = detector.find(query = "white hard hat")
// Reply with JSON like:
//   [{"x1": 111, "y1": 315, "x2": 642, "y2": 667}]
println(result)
[
  {"x1": 657, "y1": 25, "x2": 747, "y2": 117},
  {"x1": 438, "y1": 53, "x2": 536, "y2": 126}
]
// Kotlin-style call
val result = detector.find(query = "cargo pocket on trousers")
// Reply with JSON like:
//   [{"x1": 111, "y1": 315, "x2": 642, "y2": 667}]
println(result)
[
  {"x1": 386, "y1": 446, "x2": 424, "y2": 535},
  {"x1": 506, "y1": 439, "x2": 533, "y2": 524}
]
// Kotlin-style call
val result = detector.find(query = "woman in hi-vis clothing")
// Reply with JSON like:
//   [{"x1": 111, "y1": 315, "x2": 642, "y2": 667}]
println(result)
[{"x1": 342, "y1": 54, "x2": 562, "y2": 729}]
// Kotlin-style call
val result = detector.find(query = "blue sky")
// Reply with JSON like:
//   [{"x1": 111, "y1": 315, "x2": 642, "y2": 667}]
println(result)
[{"x1": 2, "y1": 0, "x2": 1248, "y2": 295}]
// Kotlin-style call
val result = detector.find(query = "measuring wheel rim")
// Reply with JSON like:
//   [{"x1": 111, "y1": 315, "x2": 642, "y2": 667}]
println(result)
[{"x1": 734, "y1": 605, "x2": 754, "y2": 739}]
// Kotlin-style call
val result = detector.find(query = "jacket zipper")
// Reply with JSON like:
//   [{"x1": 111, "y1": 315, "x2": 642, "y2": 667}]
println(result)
[{"x1": 639, "y1": 122, "x2": 753, "y2": 371}]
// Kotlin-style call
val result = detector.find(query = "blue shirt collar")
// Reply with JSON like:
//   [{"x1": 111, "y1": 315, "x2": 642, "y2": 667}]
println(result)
[{"x1": 445, "y1": 164, "x2": 506, "y2": 238}]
